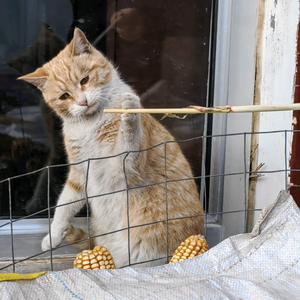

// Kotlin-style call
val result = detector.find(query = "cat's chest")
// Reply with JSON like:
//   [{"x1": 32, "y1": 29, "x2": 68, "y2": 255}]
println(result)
[{"x1": 63, "y1": 118, "x2": 119, "y2": 162}]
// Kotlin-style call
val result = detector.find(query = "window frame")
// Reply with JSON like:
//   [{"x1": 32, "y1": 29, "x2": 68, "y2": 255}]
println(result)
[{"x1": 209, "y1": 0, "x2": 258, "y2": 238}]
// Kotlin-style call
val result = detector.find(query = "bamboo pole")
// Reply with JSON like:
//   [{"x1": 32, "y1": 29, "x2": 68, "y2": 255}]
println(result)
[{"x1": 103, "y1": 103, "x2": 300, "y2": 114}]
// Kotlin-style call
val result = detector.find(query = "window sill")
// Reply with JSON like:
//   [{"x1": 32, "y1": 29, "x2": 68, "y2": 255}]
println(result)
[{"x1": 0, "y1": 216, "x2": 223, "y2": 273}]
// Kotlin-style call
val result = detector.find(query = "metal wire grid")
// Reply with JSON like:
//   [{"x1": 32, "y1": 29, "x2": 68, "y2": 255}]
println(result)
[{"x1": 0, "y1": 129, "x2": 293, "y2": 273}]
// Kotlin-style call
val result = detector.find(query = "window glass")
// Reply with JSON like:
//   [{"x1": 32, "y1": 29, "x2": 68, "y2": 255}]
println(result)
[{"x1": 0, "y1": 0, "x2": 212, "y2": 218}]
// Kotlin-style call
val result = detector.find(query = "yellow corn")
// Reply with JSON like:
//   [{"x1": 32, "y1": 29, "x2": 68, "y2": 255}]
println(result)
[
  {"x1": 74, "y1": 245, "x2": 116, "y2": 270},
  {"x1": 169, "y1": 234, "x2": 209, "y2": 263}
]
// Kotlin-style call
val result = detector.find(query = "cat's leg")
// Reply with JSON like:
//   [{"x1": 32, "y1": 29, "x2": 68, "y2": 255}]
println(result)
[
  {"x1": 115, "y1": 92, "x2": 142, "y2": 155},
  {"x1": 41, "y1": 168, "x2": 86, "y2": 251}
]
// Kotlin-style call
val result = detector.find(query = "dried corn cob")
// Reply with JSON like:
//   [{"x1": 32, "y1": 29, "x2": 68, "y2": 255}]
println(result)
[
  {"x1": 169, "y1": 234, "x2": 208, "y2": 263},
  {"x1": 74, "y1": 245, "x2": 116, "y2": 270}
]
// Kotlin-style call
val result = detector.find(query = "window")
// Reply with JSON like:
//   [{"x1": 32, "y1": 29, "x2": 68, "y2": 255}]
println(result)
[
  {"x1": 209, "y1": 0, "x2": 258, "y2": 238},
  {"x1": 0, "y1": 0, "x2": 216, "y2": 271},
  {"x1": 0, "y1": 0, "x2": 213, "y2": 219},
  {"x1": 2, "y1": 0, "x2": 297, "y2": 273}
]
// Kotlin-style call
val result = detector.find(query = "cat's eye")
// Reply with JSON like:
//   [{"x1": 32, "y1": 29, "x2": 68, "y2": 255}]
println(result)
[
  {"x1": 59, "y1": 93, "x2": 70, "y2": 100},
  {"x1": 80, "y1": 76, "x2": 89, "y2": 86}
]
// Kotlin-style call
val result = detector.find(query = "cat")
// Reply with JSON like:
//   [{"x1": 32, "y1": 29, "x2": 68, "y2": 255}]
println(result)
[{"x1": 18, "y1": 28, "x2": 204, "y2": 268}]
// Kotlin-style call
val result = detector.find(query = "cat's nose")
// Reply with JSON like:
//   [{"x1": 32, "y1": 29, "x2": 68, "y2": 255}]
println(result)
[{"x1": 79, "y1": 98, "x2": 88, "y2": 106}]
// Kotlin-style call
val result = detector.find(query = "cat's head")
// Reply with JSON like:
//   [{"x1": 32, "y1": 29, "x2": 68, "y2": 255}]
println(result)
[{"x1": 18, "y1": 28, "x2": 113, "y2": 119}]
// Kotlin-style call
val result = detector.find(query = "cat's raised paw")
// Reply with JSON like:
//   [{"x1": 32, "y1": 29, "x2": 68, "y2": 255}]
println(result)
[
  {"x1": 121, "y1": 92, "x2": 140, "y2": 108},
  {"x1": 120, "y1": 92, "x2": 140, "y2": 122}
]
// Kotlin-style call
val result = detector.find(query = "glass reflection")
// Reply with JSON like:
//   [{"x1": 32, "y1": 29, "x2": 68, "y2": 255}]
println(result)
[{"x1": 0, "y1": 0, "x2": 212, "y2": 218}]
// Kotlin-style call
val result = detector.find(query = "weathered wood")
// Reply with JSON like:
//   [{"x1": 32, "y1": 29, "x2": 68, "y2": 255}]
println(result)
[{"x1": 0, "y1": 256, "x2": 75, "y2": 274}]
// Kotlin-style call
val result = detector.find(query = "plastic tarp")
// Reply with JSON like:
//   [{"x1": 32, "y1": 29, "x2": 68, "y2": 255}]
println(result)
[{"x1": 1, "y1": 190, "x2": 300, "y2": 299}]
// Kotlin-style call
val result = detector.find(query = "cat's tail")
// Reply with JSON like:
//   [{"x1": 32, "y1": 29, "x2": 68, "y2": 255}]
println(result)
[{"x1": 65, "y1": 224, "x2": 95, "y2": 249}]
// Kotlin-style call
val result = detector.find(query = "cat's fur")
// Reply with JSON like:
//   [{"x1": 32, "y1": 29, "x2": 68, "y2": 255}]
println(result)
[{"x1": 19, "y1": 28, "x2": 204, "y2": 267}]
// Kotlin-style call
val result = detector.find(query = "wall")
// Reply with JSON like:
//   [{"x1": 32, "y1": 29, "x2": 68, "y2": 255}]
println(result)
[
  {"x1": 254, "y1": 0, "x2": 299, "y2": 219},
  {"x1": 211, "y1": 0, "x2": 300, "y2": 238}
]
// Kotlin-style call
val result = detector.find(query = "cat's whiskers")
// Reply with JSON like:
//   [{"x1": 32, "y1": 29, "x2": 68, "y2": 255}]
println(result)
[
  {"x1": 98, "y1": 95, "x2": 109, "y2": 102},
  {"x1": 73, "y1": 114, "x2": 84, "y2": 124},
  {"x1": 78, "y1": 115, "x2": 85, "y2": 124},
  {"x1": 97, "y1": 95, "x2": 112, "y2": 108},
  {"x1": 66, "y1": 112, "x2": 80, "y2": 123}
]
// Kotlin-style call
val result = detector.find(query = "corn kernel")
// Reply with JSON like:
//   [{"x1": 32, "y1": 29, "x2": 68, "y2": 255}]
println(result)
[
  {"x1": 190, "y1": 241, "x2": 197, "y2": 247},
  {"x1": 83, "y1": 265, "x2": 91, "y2": 270},
  {"x1": 90, "y1": 258, "x2": 97, "y2": 264},
  {"x1": 91, "y1": 263, "x2": 100, "y2": 269}
]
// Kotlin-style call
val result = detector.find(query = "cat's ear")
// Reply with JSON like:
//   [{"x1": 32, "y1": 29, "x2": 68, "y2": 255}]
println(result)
[
  {"x1": 71, "y1": 28, "x2": 92, "y2": 56},
  {"x1": 18, "y1": 67, "x2": 48, "y2": 90}
]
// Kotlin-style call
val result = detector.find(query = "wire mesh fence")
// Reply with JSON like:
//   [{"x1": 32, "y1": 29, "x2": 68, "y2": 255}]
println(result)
[{"x1": 0, "y1": 128, "x2": 295, "y2": 273}]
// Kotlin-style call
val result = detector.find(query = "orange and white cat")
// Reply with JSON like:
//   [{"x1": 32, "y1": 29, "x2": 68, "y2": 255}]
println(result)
[{"x1": 19, "y1": 28, "x2": 204, "y2": 267}]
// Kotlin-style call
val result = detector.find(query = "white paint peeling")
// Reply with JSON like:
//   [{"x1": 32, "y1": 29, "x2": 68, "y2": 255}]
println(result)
[
  {"x1": 210, "y1": 0, "x2": 299, "y2": 237},
  {"x1": 254, "y1": 0, "x2": 299, "y2": 218}
]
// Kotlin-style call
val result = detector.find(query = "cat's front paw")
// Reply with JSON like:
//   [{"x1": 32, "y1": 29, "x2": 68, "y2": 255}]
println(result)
[
  {"x1": 121, "y1": 92, "x2": 140, "y2": 122},
  {"x1": 41, "y1": 229, "x2": 68, "y2": 251}
]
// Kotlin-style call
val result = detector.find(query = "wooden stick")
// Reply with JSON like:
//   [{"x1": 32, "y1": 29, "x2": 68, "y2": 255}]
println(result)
[{"x1": 103, "y1": 103, "x2": 300, "y2": 114}]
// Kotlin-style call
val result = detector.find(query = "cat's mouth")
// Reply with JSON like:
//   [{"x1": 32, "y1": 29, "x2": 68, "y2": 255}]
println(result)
[{"x1": 84, "y1": 102, "x2": 98, "y2": 115}]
